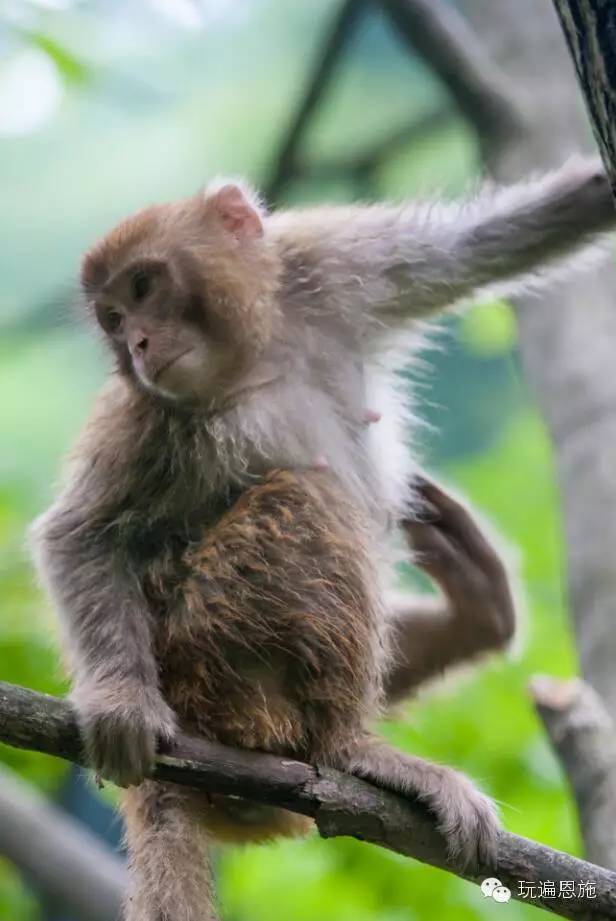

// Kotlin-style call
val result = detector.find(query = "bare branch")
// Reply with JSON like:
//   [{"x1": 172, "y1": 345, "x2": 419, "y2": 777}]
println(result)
[
  {"x1": 0, "y1": 762, "x2": 125, "y2": 921},
  {"x1": 2, "y1": 681, "x2": 616, "y2": 919},
  {"x1": 379, "y1": 0, "x2": 523, "y2": 157},
  {"x1": 531, "y1": 675, "x2": 616, "y2": 869},
  {"x1": 293, "y1": 106, "x2": 453, "y2": 185},
  {"x1": 264, "y1": 0, "x2": 367, "y2": 202}
]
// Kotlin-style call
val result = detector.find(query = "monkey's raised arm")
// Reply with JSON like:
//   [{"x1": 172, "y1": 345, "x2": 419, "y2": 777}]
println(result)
[
  {"x1": 30, "y1": 491, "x2": 176, "y2": 788},
  {"x1": 271, "y1": 157, "x2": 615, "y2": 325}
]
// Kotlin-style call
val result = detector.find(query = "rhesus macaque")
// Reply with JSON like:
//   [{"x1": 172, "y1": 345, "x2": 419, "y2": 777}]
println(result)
[{"x1": 31, "y1": 158, "x2": 614, "y2": 920}]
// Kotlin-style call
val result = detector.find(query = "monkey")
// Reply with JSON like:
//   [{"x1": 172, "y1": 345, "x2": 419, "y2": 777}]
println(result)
[
  {"x1": 314, "y1": 406, "x2": 381, "y2": 468},
  {"x1": 29, "y1": 157, "x2": 615, "y2": 920}
]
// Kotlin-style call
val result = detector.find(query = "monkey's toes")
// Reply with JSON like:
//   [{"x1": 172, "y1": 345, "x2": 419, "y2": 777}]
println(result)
[{"x1": 424, "y1": 769, "x2": 499, "y2": 872}]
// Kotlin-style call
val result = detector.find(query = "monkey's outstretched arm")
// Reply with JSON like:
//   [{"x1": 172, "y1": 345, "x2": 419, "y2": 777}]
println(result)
[
  {"x1": 274, "y1": 157, "x2": 615, "y2": 323},
  {"x1": 384, "y1": 478, "x2": 515, "y2": 704},
  {"x1": 30, "y1": 501, "x2": 176, "y2": 788}
]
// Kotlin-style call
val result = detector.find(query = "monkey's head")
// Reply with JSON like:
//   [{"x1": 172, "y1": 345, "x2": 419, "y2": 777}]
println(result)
[{"x1": 80, "y1": 182, "x2": 279, "y2": 405}]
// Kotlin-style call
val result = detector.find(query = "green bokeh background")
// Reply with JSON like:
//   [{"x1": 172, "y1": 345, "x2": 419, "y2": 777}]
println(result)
[{"x1": 0, "y1": 2, "x2": 582, "y2": 918}]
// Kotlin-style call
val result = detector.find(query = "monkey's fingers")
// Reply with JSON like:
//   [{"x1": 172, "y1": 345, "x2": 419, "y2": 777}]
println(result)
[
  {"x1": 408, "y1": 476, "x2": 505, "y2": 579},
  {"x1": 84, "y1": 717, "x2": 154, "y2": 788},
  {"x1": 403, "y1": 508, "x2": 515, "y2": 647},
  {"x1": 81, "y1": 695, "x2": 177, "y2": 789},
  {"x1": 403, "y1": 517, "x2": 473, "y2": 589}
]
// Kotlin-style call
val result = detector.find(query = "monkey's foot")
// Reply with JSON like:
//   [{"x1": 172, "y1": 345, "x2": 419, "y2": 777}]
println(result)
[{"x1": 343, "y1": 739, "x2": 499, "y2": 870}]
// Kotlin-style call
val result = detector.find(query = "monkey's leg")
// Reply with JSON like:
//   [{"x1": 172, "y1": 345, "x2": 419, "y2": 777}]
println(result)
[
  {"x1": 122, "y1": 781, "x2": 218, "y2": 921},
  {"x1": 384, "y1": 477, "x2": 515, "y2": 704},
  {"x1": 339, "y1": 735, "x2": 498, "y2": 869}
]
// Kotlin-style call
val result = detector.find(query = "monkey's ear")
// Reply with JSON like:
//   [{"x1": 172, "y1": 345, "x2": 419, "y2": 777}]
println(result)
[{"x1": 203, "y1": 181, "x2": 264, "y2": 240}]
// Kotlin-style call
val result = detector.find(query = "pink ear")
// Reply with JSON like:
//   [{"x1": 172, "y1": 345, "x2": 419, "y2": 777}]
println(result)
[{"x1": 208, "y1": 184, "x2": 263, "y2": 240}]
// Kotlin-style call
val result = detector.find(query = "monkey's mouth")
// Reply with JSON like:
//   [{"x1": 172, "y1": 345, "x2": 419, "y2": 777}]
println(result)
[{"x1": 152, "y1": 348, "x2": 194, "y2": 382}]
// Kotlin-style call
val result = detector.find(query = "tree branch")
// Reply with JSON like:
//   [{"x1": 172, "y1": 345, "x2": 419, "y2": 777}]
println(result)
[
  {"x1": 379, "y1": 0, "x2": 523, "y2": 159},
  {"x1": 2, "y1": 681, "x2": 616, "y2": 919},
  {"x1": 292, "y1": 106, "x2": 452, "y2": 185},
  {"x1": 531, "y1": 675, "x2": 616, "y2": 869},
  {"x1": 264, "y1": 0, "x2": 367, "y2": 202}
]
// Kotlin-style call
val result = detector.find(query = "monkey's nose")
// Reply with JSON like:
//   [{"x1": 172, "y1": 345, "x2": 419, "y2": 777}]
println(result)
[{"x1": 134, "y1": 336, "x2": 148, "y2": 354}]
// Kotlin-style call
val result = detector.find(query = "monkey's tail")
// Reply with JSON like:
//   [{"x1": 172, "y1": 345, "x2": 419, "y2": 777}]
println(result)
[{"x1": 121, "y1": 780, "x2": 218, "y2": 921}]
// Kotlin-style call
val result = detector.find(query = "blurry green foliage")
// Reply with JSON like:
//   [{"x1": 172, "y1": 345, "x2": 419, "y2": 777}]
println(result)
[
  {"x1": 459, "y1": 299, "x2": 518, "y2": 356},
  {"x1": 0, "y1": 2, "x2": 582, "y2": 920}
]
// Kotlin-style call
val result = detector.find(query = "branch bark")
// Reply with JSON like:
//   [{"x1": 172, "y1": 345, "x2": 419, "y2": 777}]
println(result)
[
  {"x1": 553, "y1": 0, "x2": 616, "y2": 200},
  {"x1": 531, "y1": 676, "x2": 616, "y2": 869},
  {"x1": 2, "y1": 681, "x2": 616, "y2": 920},
  {"x1": 0, "y1": 762, "x2": 125, "y2": 921}
]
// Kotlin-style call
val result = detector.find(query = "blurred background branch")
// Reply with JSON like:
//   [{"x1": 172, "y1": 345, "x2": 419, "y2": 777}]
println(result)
[
  {"x1": 0, "y1": 763, "x2": 124, "y2": 921},
  {"x1": 531, "y1": 676, "x2": 616, "y2": 869},
  {"x1": 264, "y1": 0, "x2": 367, "y2": 202},
  {"x1": 288, "y1": 105, "x2": 451, "y2": 187},
  {"x1": 378, "y1": 0, "x2": 523, "y2": 162}
]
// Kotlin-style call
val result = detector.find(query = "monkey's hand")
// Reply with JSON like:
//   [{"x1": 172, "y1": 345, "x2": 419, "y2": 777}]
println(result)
[
  {"x1": 76, "y1": 685, "x2": 177, "y2": 788},
  {"x1": 403, "y1": 476, "x2": 516, "y2": 651}
]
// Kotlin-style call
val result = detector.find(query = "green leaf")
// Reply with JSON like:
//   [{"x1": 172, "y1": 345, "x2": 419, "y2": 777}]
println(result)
[{"x1": 22, "y1": 31, "x2": 89, "y2": 85}]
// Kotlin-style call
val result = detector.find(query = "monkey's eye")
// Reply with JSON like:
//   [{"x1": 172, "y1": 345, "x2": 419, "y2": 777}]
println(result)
[
  {"x1": 105, "y1": 310, "x2": 124, "y2": 334},
  {"x1": 132, "y1": 271, "x2": 152, "y2": 302}
]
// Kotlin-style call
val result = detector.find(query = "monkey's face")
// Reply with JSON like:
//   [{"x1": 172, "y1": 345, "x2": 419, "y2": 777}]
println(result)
[
  {"x1": 81, "y1": 183, "x2": 278, "y2": 405},
  {"x1": 88, "y1": 255, "x2": 238, "y2": 402}
]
